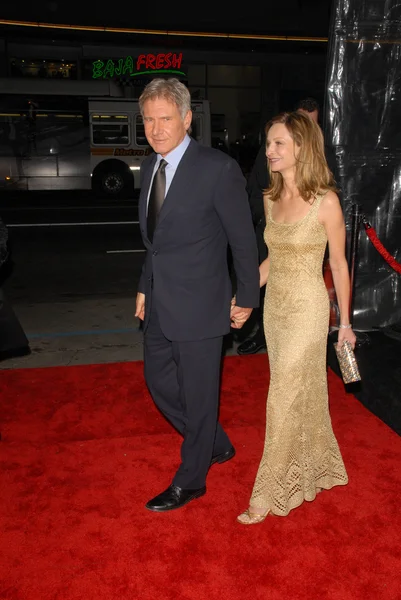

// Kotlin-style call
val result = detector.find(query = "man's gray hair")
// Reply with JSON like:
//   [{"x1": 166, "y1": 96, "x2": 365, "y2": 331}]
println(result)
[{"x1": 139, "y1": 78, "x2": 192, "y2": 119}]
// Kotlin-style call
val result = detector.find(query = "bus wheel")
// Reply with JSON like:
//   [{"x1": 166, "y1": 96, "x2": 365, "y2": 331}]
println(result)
[{"x1": 92, "y1": 161, "x2": 134, "y2": 199}]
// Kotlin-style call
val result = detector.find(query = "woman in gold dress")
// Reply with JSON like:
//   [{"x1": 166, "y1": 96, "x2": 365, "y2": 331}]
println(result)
[{"x1": 237, "y1": 112, "x2": 356, "y2": 524}]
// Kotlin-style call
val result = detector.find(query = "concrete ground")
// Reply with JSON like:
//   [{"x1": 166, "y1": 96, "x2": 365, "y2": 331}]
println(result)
[
  {"x1": 0, "y1": 296, "x2": 252, "y2": 369},
  {"x1": 0, "y1": 192, "x2": 260, "y2": 370}
]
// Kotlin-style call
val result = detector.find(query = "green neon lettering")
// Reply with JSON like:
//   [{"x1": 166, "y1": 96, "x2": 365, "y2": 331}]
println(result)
[
  {"x1": 92, "y1": 56, "x2": 185, "y2": 79},
  {"x1": 122, "y1": 56, "x2": 134, "y2": 75},
  {"x1": 92, "y1": 60, "x2": 104, "y2": 79},
  {"x1": 103, "y1": 59, "x2": 115, "y2": 79},
  {"x1": 115, "y1": 58, "x2": 124, "y2": 76}
]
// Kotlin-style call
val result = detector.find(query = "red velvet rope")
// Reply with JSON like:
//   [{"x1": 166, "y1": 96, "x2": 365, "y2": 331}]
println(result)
[{"x1": 363, "y1": 221, "x2": 401, "y2": 274}]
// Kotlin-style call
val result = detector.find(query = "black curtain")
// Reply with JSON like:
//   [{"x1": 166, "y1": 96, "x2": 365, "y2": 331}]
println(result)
[{"x1": 325, "y1": 0, "x2": 401, "y2": 330}]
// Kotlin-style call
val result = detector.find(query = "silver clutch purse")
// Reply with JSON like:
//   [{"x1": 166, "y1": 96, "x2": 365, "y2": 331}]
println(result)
[{"x1": 333, "y1": 340, "x2": 361, "y2": 384}]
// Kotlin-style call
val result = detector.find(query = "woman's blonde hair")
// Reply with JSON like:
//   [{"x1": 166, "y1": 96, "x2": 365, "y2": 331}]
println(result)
[{"x1": 265, "y1": 111, "x2": 337, "y2": 202}]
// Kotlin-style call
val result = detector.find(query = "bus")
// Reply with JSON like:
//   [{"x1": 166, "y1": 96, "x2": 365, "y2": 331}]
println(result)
[{"x1": 0, "y1": 82, "x2": 211, "y2": 198}]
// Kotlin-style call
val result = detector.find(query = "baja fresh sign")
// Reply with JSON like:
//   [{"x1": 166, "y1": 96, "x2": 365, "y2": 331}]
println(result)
[{"x1": 92, "y1": 53, "x2": 185, "y2": 79}]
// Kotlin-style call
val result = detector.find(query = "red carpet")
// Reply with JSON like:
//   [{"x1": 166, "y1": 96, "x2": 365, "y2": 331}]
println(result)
[{"x1": 1, "y1": 355, "x2": 401, "y2": 600}]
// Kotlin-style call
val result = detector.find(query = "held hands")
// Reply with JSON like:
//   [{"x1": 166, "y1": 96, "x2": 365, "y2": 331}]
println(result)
[
  {"x1": 230, "y1": 296, "x2": 252, "y2": 329},
  {"x1": 337, "y1": 325, "x2": 357, "y2": 350},
  {"x1": 135, "y1": 292, "x2": 253, "y2": 328},
  {"x1": 135, "y1": 292, "x2": 145, "y2": 321}
]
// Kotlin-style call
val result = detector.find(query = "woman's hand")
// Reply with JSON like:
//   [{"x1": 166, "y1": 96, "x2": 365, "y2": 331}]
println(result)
[
  {"x1": 259, "y1": 257, "x2": 270, "y2": 288},
  {"x1": 337, "y1": 326, "x2": 357, "y2": 350}
]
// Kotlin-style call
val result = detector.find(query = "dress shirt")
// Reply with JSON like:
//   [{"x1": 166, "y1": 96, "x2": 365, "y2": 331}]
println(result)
[{"x1": 146, "y1": 134, "x2": 191, "y2": 212}]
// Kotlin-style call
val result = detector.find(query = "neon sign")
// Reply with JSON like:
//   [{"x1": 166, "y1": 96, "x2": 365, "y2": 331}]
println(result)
[{"x1": 92, "y1": 53, "x2": 185, "y2": 79}]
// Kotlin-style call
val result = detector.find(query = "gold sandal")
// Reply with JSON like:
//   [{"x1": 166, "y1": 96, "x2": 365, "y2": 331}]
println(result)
[{"x1": 237, "y1": 508, "x2": 270, "y2": 525}]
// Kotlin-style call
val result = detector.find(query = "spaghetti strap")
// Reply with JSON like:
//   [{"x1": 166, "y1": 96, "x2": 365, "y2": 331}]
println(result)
[
  {"x1": 264, "y1": 194, "x2": 272, "y2": 221},
  {"x1": 309, "y1": 190, "x2": 328, "y2": 221},
  {"x1": 312, "y1": 190, "x2": 328, "y2": 209}
]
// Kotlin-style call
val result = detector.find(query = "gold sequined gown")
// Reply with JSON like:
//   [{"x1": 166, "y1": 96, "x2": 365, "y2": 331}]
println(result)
[{"x1": 250, "y1": 192, "x2": 348, "y2": 516}]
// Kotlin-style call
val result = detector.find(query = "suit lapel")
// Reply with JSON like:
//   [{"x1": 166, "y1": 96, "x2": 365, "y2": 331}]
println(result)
[
  {"x1": 157, "y1": 140, "x2": 200, "y2": 229},
  {"x1": 139, "y1": 155, "x2": 157, "y2": 242}
]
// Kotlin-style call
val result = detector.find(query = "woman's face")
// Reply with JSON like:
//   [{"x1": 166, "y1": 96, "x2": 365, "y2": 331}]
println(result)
[{"x1": 266, "y1": 123, "x2": 300, "y2": 174}]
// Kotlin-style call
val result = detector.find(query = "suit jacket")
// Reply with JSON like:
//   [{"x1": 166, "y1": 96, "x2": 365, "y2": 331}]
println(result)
[
  {"x1": 247, "y1": 143, "x2": 270, "y2": 228},
  {"x1": 138, "y1": 139, "x2": 260, "y2": 341},
  {"x1": 246, "y1": 144, "x2": 270, "y2": 264}
]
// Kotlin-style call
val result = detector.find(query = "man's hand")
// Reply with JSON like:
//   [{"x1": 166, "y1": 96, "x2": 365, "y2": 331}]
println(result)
[
  {"x1": 135, "y1": 292, "x2": 145, "y2": 321},
  {"x1": 230, "y1": 304, "x2": 253, "y2": 329}
]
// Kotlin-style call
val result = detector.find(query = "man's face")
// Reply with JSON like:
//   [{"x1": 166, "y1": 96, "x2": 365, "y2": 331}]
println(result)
[
  {"x1": 142, "y1": 98, "x2": 192, "y2": 157},
  {"x1": 297, "y1": 108, "x2": 319, "y2": 123}
]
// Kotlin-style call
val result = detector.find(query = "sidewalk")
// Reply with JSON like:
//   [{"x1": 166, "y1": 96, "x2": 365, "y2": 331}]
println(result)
[{"x1": 0, "y1": 296, "x2": 245, "y2": 369}]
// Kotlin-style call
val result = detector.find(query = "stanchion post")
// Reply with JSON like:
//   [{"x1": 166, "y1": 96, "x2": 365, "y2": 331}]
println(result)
[
  {"x1": 347, "y1": 204, "x2": 370, "y2": 345},
  {"x1": 348, "y1": 203, "x2": 361, "y2": 323}
]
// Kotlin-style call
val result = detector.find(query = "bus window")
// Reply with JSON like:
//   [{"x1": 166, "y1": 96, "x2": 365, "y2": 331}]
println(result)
[
  {"x1": 91, "y1": 114, "x2": 129, "y2": 146},
  {"x1": 135, "y1": 114, "x2": 148, "y2": 146}
]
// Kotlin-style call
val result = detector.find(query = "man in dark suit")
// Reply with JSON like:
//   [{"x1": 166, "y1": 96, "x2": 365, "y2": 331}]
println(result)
[
  {"x1": 236, "y1": 144, "x2": 269, "y2": 355},
  {"x1": 135, "y1": 78, "x2": 260, "y2": 512}
]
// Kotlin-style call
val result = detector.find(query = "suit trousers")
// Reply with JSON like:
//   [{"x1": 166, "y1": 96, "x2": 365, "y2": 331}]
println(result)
[{"x1": 144, "y1": 301, "x2": 232, "y2": 489}]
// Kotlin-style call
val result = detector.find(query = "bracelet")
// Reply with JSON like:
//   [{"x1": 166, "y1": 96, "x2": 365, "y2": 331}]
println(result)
[{"x1": 339, "y1": 324, "x2": 352, "y2": 329}]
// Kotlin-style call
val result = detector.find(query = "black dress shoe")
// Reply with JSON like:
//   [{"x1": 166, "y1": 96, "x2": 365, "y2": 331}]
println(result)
[
  {"x1": 145, "y1": 485, "x2": 206, "y2": 512},
  {"x1": 237, "y1": 336, "x2": 266, "y2": 355},
  {"x1": 210, "y1": 445, "x2": 235, "y2": 466}
]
